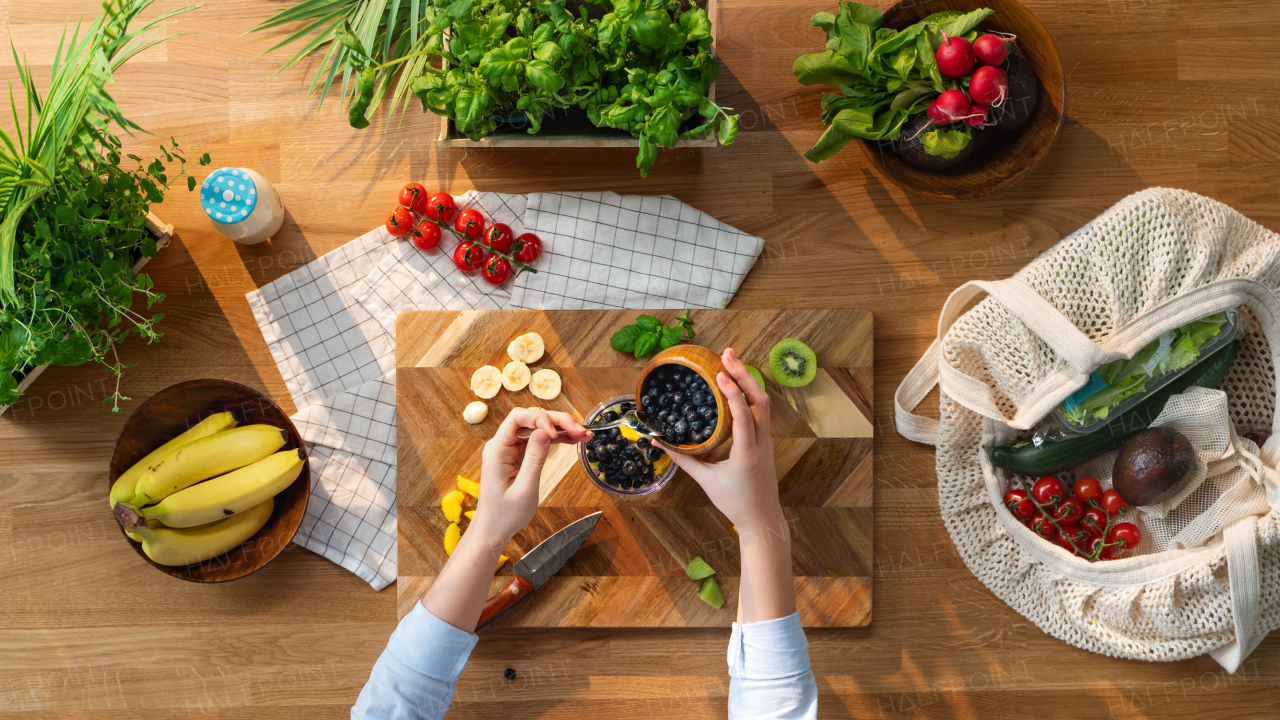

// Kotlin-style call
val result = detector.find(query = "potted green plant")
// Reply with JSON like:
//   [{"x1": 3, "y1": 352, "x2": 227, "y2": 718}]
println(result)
[
  {"x1": 0, "y1": 0, "x2": 208, "y2": 413},
  {"x1": 253, "y1": 0, "x2": 739, "y2": 177}
]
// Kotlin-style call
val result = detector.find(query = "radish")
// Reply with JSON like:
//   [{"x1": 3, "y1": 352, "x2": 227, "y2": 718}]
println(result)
[
  {"x1": 933, "y1": 90, "x2": 972, "y2": 123},
  {"x1": 912, "y1": 90, "x2": 975, "y2": 140},
  {"x1": 935, "y1": 32, "x2": 977, "y2": 78},
  {"x1": 973, "y1": 33, "x2": 1013, "y2": 66},
  {"x1": 968, "y1": 65, "x2": 1008, "y2": 106},
  {"x1": 965, "y1": 103, "x2": 991, "y2": 127}
]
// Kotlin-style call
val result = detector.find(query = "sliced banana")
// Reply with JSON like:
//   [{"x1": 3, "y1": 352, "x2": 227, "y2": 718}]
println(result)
[
  {"x1": 462, "y1": 401, "x2": 488, "y2": 424},
  {"x1": 529, "y1": 369, "x2": 562, "y2": 400},
  {"x1": 502, "y1": 361, "x2": 531, "y2": 391},
  {"x1": 508, "y1": 332, "x2": 545, "y2": 364},
  {"x1": 470, "y1": 366, "x2": 502, "y2": 399}
]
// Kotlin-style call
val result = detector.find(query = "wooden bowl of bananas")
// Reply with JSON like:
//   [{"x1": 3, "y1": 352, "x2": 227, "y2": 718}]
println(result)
[{"x1": 108, "y1": 379, "x2": 310, "y2": 583}]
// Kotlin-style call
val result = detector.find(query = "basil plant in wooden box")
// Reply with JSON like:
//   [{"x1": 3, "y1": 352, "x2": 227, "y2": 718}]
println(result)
[
  {"x1": 0, "y1": 0, "x2": 209, "y2": 410},
  {"x1": 254, "y1": 0, "x2": 738, "y2": 177}
]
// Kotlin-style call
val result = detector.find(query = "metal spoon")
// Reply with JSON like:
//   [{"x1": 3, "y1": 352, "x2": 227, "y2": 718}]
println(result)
[{"x1": 515, "y1": 411, "x2": 663, "y2": 440}]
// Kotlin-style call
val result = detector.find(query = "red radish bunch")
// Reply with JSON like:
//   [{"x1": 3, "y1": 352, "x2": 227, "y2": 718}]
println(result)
[
  {"x1": 913, "y1": 89, "x2": 983, "y2": 138},
  {"x1": 385, "y1": 183, "x2": 542, "y2": 286},
  {"x1": 915, "y1": 29, "x2": 1016, "y2": 138}
]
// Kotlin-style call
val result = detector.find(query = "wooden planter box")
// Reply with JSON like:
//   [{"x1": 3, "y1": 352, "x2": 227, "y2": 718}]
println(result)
[
  {"x1": 0, "y1": 212, "x2": 174, "y2": 416},
  {"x1": 437, "y1": 0, "x2": 719, "y2": 148}
]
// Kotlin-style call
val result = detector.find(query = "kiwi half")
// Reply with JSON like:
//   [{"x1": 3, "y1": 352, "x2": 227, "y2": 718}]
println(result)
[
  {"x1": 768, "y1": 339, "x2": 817, "y2": 387},
  {"x1": 744, "y1": 364, "x2": 766, "y2": 389}
]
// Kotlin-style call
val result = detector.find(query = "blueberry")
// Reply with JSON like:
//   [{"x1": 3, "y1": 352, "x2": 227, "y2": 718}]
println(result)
[
  {"x1": 605, "y1": 443, "x2": 620, "y2": 456},
  {"x1": 646, "y1": 385, "x2": 660, "y2": 398},
  {"x1": 671, "y1": 390, "x2": 684, "y2": 405},
  {"x1": 708, "y1": 416, "x2": 717, "y2": 428},
  {"x1": 701, "y1": 427, "x2": 714, "y2": 441},
  {"x1": 609, "y1": 457, "x2": 623, "y2": 470},
  {"x1": 647, "y1": 447, "x2": 664, "y2": 462},
  {"x1": 602, "y1": 410, "x2": 619, "y2": 422},
  {"x1": 684, "y1": 407, "x2": 699, "y2": 422},
  {"x1": 637, "y1": 437, "x2": 651, "y2": 449},
  {"x1": 586, "y1": 450, "x2": 598, "y2": 463},
  {"x1": 690, "y1": 419, "x2": 703, "y2": 432},
  {"x1": 664, "y1": 382, "x2": 675, "y2": 393},
  {"x1": 700, "y1": 406, "x2": 715, "y2": 420},
  {"x1": 659, "y1": 394, "x2": 671, "y2": 408},
  {"x1": 640, "y1": 395, "x2": 656, "y2": 411},
  {"x1": 674, "y1": 420, "x2": 689, "y2": 435},
  {"x1": 622, "y1": 460, "x2": 637, "y2": 475}
]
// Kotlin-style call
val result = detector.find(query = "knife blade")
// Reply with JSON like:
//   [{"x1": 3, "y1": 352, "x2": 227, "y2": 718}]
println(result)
[{"x1": 476, "y1": 511, "x2": 602, "y2": 630}]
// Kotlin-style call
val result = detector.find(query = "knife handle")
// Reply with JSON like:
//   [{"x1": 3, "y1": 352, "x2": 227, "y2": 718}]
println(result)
[{"x1": 477, "y1": 575, "x2": 534, "y2": 631}]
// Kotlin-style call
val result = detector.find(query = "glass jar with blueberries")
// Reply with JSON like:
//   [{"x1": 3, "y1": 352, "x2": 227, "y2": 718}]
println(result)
[{"x1": 580, "y1": 395, "x2": 677, "y2": 495}]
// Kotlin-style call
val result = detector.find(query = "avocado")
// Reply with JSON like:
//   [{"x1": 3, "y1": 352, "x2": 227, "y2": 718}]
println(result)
[
  {"x1": 1112, "y1": 427, "x2": 1196, "y2": 507},
  {"x1": 892, "y1": 114, "x2": 973, "y2": 171},
  {"x1": 990, "y1": 54, "x2": 1038, "y2": 132}
]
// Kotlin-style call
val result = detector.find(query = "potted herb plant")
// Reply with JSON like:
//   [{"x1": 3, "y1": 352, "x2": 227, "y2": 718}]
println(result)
[
  {"x1": 0, "y1": 0, "x2": 209, "y2": 413},
  {"x1": 253, "y1": 0, "x2": 738, "y2": 177}
]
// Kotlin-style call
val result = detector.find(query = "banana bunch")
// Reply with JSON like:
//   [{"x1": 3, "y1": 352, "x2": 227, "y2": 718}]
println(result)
[{"x1": 111, "y1": 414, "x2": 304, "y2": 567}]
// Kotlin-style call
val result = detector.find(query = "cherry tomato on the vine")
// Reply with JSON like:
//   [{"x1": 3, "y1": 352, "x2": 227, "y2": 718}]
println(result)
[
  {"x1": 1100, "y1": 489, "x2": 1128, "y2": 516},
  {"x1": 412, "y1": 220, "x2": 441, "y2": 251},
  {"x1": 1029, "y1": 515, "x2": 1058, "y2": 542},
  {"x1": 1059, "y1": 523, "x2": 1091, "y2": 548},
  {"x1": 1081, "y1": 507, "x2": 1108, "y2": 536},
  {"x1": 1053, "y1": 495, "x2": 1085, "y2": 525},
  {"x1": 512, "y1": 233, "x2": 542, "y2": 264},
  {"x1": 425, "y1": 192, "x2": 457, "y2": 224},
  {"x1": 1003, "y1": 489, "x2": 1036, "y2": 521},
  {"x1": 1031, "y1": 476, "x2": 1066, "y2": 506},
  {"x1": 453, "y1": 240, "x2": 485, "y2": 273},
  {"x1": 385, "y1": 207, "x2": 414, "y2": 237},
  {"x1": 399, "y1": 183, "x2": 428, "y2": 215},
  {"x1": 481, "y1": 255, "x2": 511, "y2": 285},
  {"x1": 482, "y1": 223, "x2": 514, "y2": 254},
  {"x1": 1073, "y1": 476, "x2": 1103, "y2": 504},
  {"x1": 1106, "y1": 522, "x2": 1141, "y2": 550},
  {"x1": 454, "y1": 208, "x2": 485, "y2": 240}
]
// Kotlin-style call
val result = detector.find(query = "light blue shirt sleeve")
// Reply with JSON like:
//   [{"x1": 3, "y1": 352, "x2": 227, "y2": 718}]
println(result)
[
  {"x1": 351, "y1": 602, "x2": 478, "y2": 720},
  {"x1": 727, "y1": 612, "x2": 818, "y2": 719}
]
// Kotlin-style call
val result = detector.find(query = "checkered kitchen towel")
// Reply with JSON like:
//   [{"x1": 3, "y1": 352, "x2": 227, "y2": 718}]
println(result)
[{"x1": 248, "y1": 191, "x2": 763, "y2": 590}]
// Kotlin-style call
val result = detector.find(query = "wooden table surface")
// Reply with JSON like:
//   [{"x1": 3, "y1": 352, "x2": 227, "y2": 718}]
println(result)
[{"x1": 3, "y1": 0, "x2": 1279, "y2": 717}]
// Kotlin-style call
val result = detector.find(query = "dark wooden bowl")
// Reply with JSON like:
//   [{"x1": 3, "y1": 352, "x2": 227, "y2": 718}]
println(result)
[
  {"x1": 857, "y1": 0, "x2": 1065, "y2": 201},
  {"x1": 636, "y1": 345, "x2": 732, "y2": 455},
  {"x1": 108, "y1": 379, "x2": 309, "y2": 583}
]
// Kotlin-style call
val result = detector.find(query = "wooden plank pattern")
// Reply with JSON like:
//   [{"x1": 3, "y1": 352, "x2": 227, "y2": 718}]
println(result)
[
  {"x1": 396, "y1": 309, "x2": 873, "y2": 627},
  {"x1": 5, "y1": 0, "x2": 1280, "y2": 716}
]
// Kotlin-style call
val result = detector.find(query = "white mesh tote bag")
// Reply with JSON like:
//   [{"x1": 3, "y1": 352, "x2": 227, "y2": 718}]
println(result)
[{"x1": 895, "y1": 187, "x2": 1280, "y2": 670}]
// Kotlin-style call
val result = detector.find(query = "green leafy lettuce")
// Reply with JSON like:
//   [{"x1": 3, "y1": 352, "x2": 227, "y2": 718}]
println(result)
[{"x1": 1060, "y1": 313, "x2": 1229, "y2": 426}]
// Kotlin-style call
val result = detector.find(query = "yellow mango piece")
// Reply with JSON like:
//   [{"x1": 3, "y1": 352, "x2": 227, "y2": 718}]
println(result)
[
  {"x1": 496, "y1": 554, "x2": 508, "y2": 572},
  {"x1": 464, "y1": 510, "x2": 475, "y2": 520},
  {"x1": 444, "y1": 522, "x2": 461, "y2": 555},
  {"x1": 653, "y1": 454, "x2": 672, "y2": 473},
  {"x1": 441, "y1": 490, "x2": 466, "y2": 522},
  {"x1": 457, "y1": 475, "x2": 480, "y2": 498},
  {"x1": 619, "y1": 425, "x2": 640, "y2": 442}
]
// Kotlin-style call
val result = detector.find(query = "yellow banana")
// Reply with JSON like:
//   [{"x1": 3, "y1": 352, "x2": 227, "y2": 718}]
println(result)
[
  {"x1": 131, "y1": 425, "x2": 287, "y2": 506},
  {"x1": 131, "y1": 499, "x2": 274, "y2": 567},
  {"x1": 109, "y1": 411, "x2": 238, "y2": 507},
  {"x1": 123, "y1": 449, "x2": 303, "y2": 529}
]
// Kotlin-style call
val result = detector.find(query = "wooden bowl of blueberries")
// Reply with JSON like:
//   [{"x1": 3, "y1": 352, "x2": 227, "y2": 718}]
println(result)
[{"x1": 636, "y1": 345, "x2": 731, "y2": 456}]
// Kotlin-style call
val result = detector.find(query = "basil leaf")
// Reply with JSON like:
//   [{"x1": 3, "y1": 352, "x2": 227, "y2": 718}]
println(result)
[
  {"x1": 660, "y1": 325, "x2": 682, "y2": 349},
  {"x1": 636, "y1": 315, "x2": 661, "y2": 331},
  {"x1": 611, "y1": 324, "x2": 641, "y2": 352},
  {"x1": 634, "y1": 331, "x2": 659, "y2": 359}
]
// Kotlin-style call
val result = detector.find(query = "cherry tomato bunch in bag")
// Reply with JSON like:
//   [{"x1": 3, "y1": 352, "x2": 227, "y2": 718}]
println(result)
[
  {"x1": 382, "y1": 184, "x2": 542, "y2": 286},
  {"x1": 1002, "y1": 475, "x2": 1140, "y2": 562}
]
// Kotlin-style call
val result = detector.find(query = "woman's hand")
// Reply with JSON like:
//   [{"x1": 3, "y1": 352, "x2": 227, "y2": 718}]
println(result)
[
  {"x1": 665, "y1": 347, "x2": 783, "y2": 533},
  {"x1": 469, "y1": 407, "x2": 591, "y2": 548},
  {"x1": 424, "y1": 407, "x2": 590, "y2": 633}
]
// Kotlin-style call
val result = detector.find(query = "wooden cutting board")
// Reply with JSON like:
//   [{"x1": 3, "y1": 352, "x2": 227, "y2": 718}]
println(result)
[{"x1": 395, "y1": 309, "x2": 873, "y2": 627}]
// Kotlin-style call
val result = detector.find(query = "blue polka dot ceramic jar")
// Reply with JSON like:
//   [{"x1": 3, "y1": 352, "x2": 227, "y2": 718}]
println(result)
[{"x1": 200, "y1": 168, "x2": 284, "y2": 245}]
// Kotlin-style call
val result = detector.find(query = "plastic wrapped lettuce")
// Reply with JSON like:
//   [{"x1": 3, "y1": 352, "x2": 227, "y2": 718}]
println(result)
[{"x1": 1059, "y1": 312, "x2": 1234, "y2": 427}]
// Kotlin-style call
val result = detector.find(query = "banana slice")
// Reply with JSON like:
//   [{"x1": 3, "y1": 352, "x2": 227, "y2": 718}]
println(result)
[
  {"x1": 529, "y1": 369, "x2": 562, "y2": 400},
  {"x1": 502, "y1": 361, "x2": 531, "y2": 391},
  {"x1": 470, "y1": 366, "x2": 502, "y2": 399},
  {"x1": 508, "y1": 332, "x2": 545, "y2": 364},
  {"x1": 462, "y1": 401, "x2": 488, "y2": 424}
]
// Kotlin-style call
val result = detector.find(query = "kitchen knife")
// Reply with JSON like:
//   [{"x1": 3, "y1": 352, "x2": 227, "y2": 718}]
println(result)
[{"x1": 476, "y1": 511, "x2": 603, "y2": 630}]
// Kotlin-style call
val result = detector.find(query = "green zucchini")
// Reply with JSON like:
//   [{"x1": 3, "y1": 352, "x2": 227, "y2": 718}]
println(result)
[{"x1": 986, "y1": 339, "x2": 1240, "y2": 476}]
